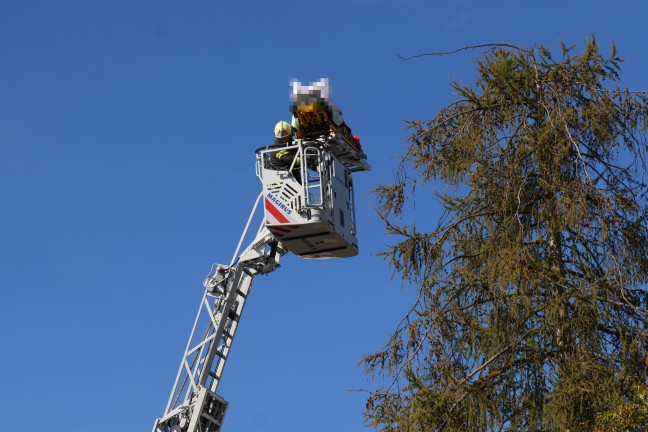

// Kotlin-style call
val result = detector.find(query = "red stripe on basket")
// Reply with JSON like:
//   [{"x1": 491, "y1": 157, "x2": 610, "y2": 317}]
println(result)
[
  {"x1": 273, "y1": 226, "x2": 292, "y2": 233},
  {"x1": 268, "y1": 228, "x2": 284, "y2": 238},
  {"x1": 264, "y1": 198, "x2": 290, "y2": 224}
]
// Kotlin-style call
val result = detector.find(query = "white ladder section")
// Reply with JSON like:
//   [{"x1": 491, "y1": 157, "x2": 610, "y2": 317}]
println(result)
[{"x1": 153, "y1": 194, "x2": 286, "y2": 432}]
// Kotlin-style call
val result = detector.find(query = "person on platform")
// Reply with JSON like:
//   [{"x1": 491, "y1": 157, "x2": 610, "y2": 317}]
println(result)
[{"x1": 267, "y1": 120, "x2": 301, "y2": 183}]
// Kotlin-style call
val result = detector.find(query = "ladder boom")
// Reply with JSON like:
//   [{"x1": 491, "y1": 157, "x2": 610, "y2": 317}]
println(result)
[{"x1": 152, "y1": 201, "x2": 286, "y2": 432}]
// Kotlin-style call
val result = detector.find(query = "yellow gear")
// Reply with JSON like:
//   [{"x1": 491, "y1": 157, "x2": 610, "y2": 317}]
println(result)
[{"x1": 275, "y1": 149, "x2": 300, "y2": 166}]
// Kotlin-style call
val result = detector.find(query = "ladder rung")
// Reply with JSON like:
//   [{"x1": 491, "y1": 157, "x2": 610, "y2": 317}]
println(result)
[
  {"x1": 228, "y1": 309, "x2": 239, "y2": 321},
  {"x1": 236, "y1": 289, "x2": 247, "y2": 299},
  {"x1": 200, "y1": 412, "x2": 223, "y2": 427}
]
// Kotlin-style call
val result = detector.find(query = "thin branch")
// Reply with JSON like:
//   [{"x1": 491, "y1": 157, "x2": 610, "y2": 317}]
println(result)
[
  {"x1": 449, "y1": 329, "x2": 533, "y2": 413},
  {"x1": 396, "y1": 43, "x2": 532, "y2": 60}
]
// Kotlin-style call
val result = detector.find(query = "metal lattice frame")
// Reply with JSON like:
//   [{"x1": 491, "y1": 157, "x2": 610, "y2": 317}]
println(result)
[{"x1": 153, "y1": 195, "x2": 285, "y2": 432}]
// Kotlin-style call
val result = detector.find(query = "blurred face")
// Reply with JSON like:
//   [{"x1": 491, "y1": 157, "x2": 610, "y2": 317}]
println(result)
[{"x1": 278, "y1": 135, "x2": 290, "y2": 143}]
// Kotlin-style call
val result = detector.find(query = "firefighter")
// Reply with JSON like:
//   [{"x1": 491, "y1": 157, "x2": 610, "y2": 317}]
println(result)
[{"x1": 269, "y1": 120, "x2": 301, "y2": 183}]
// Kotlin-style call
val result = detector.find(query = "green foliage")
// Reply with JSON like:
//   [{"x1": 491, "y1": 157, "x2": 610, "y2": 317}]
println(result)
[
  {"x1": 592, "y1": 385, "x2": 648, "y2": 431},
  {"x1": 364, "y1": 38, "x2": 648, "y2": 431}
]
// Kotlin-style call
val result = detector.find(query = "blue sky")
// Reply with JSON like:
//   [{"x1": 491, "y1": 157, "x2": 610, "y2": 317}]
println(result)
[{"x1": 1, "y1": 1, "x2": 647, "y2": 431}]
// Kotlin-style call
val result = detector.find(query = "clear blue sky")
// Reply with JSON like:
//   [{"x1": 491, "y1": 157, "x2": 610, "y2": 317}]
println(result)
[{"x1": 1, "y1": 1, "x2": 647, "y2": 431}]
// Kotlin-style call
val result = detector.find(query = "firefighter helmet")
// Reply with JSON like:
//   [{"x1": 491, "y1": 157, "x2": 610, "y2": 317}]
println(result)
[{"x1": 274, "y1": 121, "x2": 292, "y2": 139}]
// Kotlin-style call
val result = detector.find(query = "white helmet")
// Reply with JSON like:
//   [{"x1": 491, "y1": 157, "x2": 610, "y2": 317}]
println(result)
[{"x1": 274, "y1": 121, "x2": 292, "y2": 139}]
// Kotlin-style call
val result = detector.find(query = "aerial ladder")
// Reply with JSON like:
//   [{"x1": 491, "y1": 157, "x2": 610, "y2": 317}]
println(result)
[{"x1": 152, "y1": 79, "x2": 369, "y2": 432}]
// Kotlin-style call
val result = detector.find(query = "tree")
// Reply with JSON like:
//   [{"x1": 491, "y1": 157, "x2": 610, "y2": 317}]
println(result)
[{"x1": 363, "y1": 39, "x2": 648, "y2": 431}]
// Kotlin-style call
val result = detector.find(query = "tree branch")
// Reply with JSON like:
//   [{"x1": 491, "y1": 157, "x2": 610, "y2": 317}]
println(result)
[{"x1": 396, "y1": 43, "x2": 532, "y2": 60}]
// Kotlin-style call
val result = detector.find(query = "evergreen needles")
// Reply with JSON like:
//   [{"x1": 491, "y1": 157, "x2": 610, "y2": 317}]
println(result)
[{"x1": 364, "y1": 38, "x2": 648, "y2": 431}]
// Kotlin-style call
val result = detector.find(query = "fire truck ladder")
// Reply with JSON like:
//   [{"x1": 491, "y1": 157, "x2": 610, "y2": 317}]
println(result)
[{"x1": 152, "y1": 193, "x2": 286, "y2": 432}]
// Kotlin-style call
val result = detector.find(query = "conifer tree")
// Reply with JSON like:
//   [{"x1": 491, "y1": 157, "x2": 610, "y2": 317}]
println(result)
[{"x1": 363, "y1": 39, "x2": 648, "y2": 431}]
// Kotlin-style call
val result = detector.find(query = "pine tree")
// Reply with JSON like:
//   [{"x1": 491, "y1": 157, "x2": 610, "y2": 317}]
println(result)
[{"x1": 363, "y1": 39, "x2": 648, "y2": 431}]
